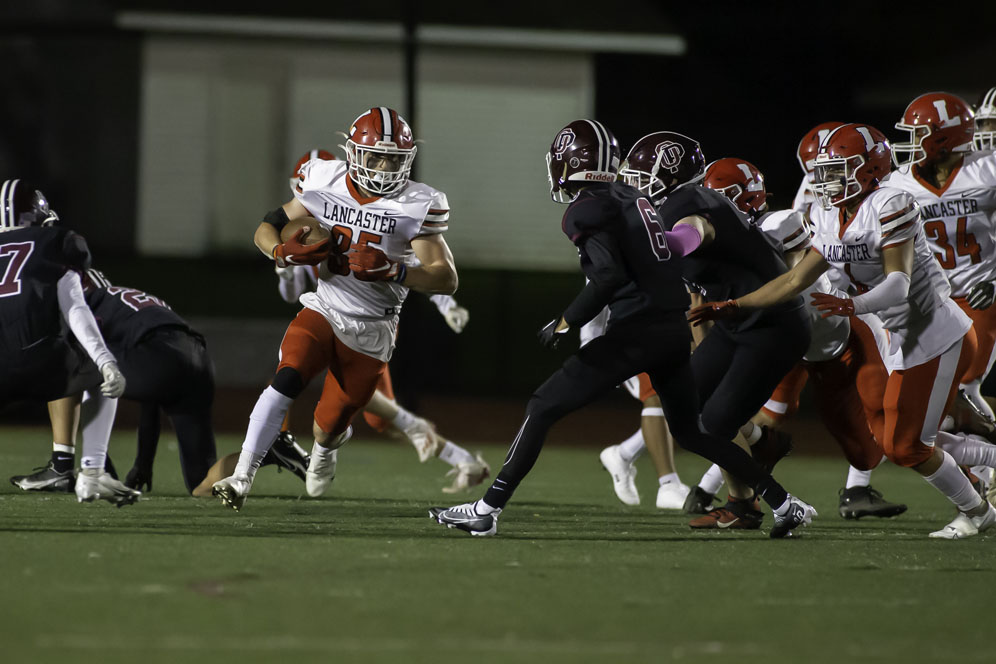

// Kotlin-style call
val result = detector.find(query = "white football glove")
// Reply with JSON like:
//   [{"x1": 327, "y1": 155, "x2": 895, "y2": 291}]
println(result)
[
  {"x1": 967, "y1": 280, "x2": 996, "y2": 310},
  {"x1": 99, "y1": 362, "x2": 126, "y2": 398},
  {"x1": 443, "y1": 306, "x2": 470, "y2": 333}
]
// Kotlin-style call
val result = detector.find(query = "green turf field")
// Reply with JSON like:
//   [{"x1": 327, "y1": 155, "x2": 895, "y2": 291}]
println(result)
[{"x1": 0, "y1": 428, "x2": 992, "y2": 664}]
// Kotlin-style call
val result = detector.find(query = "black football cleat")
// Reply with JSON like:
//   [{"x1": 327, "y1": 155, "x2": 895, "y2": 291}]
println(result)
[
  {"x1": 750, "y1": 425, "x2": 793, "y2": 473},
  {"x1": 682, "y1": 485, "x2": 717, "y2": 514},
  {"x1": 10, "y1": 461, "x2": 74, "y2": 492},
  {"x1": 430, "y1": 502, "x2": 501, "y2": 536},
  {"x1": 263, "y1": 431, "x2": 310, "y2": 482},
  {"x1": 770, "y1": 495, "x2": 817, "y2": 539},
  {"x1": 838, "y1": 486, "x2": 907, "y2": 519}
]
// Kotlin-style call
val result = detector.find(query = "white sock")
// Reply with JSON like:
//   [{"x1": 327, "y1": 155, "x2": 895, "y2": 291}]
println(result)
[
  {"x1": 53, "y1": 443, "x2": 75, "y2": 455},
  {"x1": 923, "y1": 449, "x2": 985, "y2": 512},
  {"x1": 474, "y1": 498, "x2": 498, "y2": 515},
  {"x1": 658, "y1": 472, "x2": 679, "y2": 486},
  {"x1": 845, "y1": 466, "x2": 873, "y2": 489},
  {"x1": 79, "y1": 393, "x2": 118, "y2": 472},
  {"x1": 935, "y1": 431, "x2": 996, "y2": 468},
  {"x1": 392, "y1": 406, "x2": 417, "y2": 432},
  {"x1": 439, "y1": 441, "x2": 475, "y2": 467},
  {"x1": 741, "y1": 421, "x2": 763, "y2": 445},
  {"x1": 234, "y1": 448, "x2": 265, "y2": 481},
  {"x1": 618, "y1": 429, "x2": 646, "y2": 463},
  {"x1": 242, "y1": 386, "x2": 294, "y2": 458},
  {"x1": 698, "y1": 464, "x2": 725, "y2": 495}
]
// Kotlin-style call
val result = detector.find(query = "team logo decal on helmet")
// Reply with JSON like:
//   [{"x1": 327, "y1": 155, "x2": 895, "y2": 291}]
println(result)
[
  {"x1": 893, "y1": 92, "x2": 974, "y2": 169},
  {"x1": 620, "y1": 131, "x2": 705, "y2": 202},
  {"x1": 545, "y1": 119, "x2": 621, "y2": 203},
  {"x1": 655, "y1": 141, "x2": 686, "y2": 172}
]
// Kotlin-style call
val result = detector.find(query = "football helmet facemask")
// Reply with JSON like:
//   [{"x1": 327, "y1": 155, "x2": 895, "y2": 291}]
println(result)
[
  {"x1": 619, "y1": 131, "x2": 705, "y2": 203},
  {"x1": 341, "y1": 107, "x2": 416, "y2": 196},
  {"x1": 811, "y1": 124, "x2": 891, "y2": 211},
  {"x1": 703, "y1": 158, "x2": 768, "y2": 219},
  {"x1": 0, "y1": 179, "x2": 59, "y2": 232},
  {"x1": 546, "y1": 119, "x2": 620, "y2": 203},
  {"x1": 893, "y1": 92, "x2": 974, "y2": 169},
  {"x1": 974, "y1": 87, "x2": 996, "y2": 151}
]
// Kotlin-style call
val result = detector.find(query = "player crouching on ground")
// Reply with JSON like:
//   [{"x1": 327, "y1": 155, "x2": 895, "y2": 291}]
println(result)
[{"x1": 212, "y1": 107, "x2": 458, "y2": 511}]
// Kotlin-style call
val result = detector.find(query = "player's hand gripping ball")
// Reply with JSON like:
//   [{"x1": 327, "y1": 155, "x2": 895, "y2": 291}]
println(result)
[
  {"x1": 347, "y1": 245, "x2": 405, "y2": 282},
  {"x1": 273, "y1": 220, "x2": 332, "y2": 268}
]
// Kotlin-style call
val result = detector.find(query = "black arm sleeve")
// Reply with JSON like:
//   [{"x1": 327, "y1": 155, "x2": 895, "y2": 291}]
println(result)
[
  {"x1": 263, "y1": 207, "x2": 290, "y2": 233},
  {"x1": 61, "y1": 230, "x2": 93, "y2": 272},
  {"x1": 563, "y1": 231, "x2": 629, "y2": 328}
]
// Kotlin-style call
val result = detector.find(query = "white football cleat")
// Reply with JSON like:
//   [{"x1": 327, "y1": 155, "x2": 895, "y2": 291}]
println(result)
[
  {"x1": 212, "y1": 475, "x2": 252, "y2": 512},
  {"x1": 305, "y1": 448, "x2": 338, "y2": 497},
  {"x1": 929, "y1": 504, "x2": 996, "y2": 540},
  {"x1": 403, "y1": 417, "x2": 443, "y2": 463},
  {"x1": 656, "y1": 480, "x2": 691, "y2": 509},
  {"x1": 599, "y1": 445, "x2": 639, "y2": 506},
  {"x1": 75, "y1": 471, "x2": 141, "y2": 507},
  {"x1": 442, "y1": 452, "x2": 490, "y2": 494}
]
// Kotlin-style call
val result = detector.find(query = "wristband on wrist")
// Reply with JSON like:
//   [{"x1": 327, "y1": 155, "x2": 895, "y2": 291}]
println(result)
[{"x1": 393, "y1": 263, "x2": 407, "y2": 284}]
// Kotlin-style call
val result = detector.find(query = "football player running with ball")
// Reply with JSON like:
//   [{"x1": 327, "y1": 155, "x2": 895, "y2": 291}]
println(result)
[
  {"x1": 430, "y1": 120, "x2": 816, "y2": 538},
  {"x1": 212, "y1": 107, "x2": 458, "y2": 511},
  {"x1": 691, "y1": 124, "x2": 996, "y2": 539}
]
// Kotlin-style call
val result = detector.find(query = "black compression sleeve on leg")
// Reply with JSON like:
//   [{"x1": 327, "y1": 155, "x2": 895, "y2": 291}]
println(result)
[{"x1": 271, "y1": 366, "x2": 304, "y2": 399}]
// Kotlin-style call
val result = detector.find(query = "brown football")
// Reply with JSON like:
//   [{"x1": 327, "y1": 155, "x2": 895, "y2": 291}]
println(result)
[{"x1": 279, "y1": 218, "x2": 331, "y2": 245}]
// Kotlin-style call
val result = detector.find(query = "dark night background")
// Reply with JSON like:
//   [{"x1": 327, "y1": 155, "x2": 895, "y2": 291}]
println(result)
[{"x1": 2, "y1": 0, "x2": 995, "y2": 424}]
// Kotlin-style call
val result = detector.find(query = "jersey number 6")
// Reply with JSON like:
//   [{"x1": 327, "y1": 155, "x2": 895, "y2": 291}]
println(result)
[{"x1": 637, "y1": 199, "x2": 671, "y2": 261}]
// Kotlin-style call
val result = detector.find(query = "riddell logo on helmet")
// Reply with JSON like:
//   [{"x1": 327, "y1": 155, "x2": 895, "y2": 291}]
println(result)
[
  {"x1": 583, "y1": 173, "x2": 614, "y2": 181},
  {"x1": 656, "y1": 141, "x2": 685, "y2": 173},
  {"x1": 554, "y1": 129, "x2": 576, "y2": 157}
]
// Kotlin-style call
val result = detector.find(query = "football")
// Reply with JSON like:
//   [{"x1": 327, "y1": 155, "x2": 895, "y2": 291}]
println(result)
[{"x1": 279, "y1": 218, "x2": 331, "y2": 245}]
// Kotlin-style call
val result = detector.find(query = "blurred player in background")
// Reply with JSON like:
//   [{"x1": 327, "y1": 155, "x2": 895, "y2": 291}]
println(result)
[
  {"x1": 691, "y1": 123, "x2": 996, "y2": 538},
  {"x1": 431, "y1": 120, "x2": 817, "y2": 538},
  {"x1": 0, "y1": 179, "x2": 134, "y2": 505},
  {"x1": 585, "y1": 306, "x2": 691, "y2": 509},
  {"x1": 213, "y1": 107, "x2": 460, "y2": 511},
  {"x1": 974, "y1": 86, "x2": 996, "y2": 152}
]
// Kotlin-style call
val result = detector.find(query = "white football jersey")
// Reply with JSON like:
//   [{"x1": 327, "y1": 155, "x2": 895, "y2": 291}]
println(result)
[
  {"x1": 809, "y1": 186, "x2": 971, "y2": 370},
  {"x1": 293, "y1": 159, "x2": 449, "y2": 360},
  {"x1": 758, "y1": 209, "x2": 850, "y2": 363},
  {"x1": 882, "y1": 151, "x2": 996, "y2": 297}
]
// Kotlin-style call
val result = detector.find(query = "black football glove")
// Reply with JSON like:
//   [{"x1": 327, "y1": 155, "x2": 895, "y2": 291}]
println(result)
[
  {"x1": 967, "y1": 280, "x2": 996, "y2": 310},
  {"x1": 538, "y1": 318, "x2": 568, "y2": 349}
]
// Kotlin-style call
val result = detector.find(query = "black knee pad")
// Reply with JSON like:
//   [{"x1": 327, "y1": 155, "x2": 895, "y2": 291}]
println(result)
[{"x1": 271, "y1": 367, "x2": 304, "y2": 399}]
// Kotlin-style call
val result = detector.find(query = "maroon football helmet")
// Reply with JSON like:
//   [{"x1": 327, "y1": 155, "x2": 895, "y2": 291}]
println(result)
[
  {"x1": 546, "y1": 119, "x2": 621, "y2": 203},
  {"x1": 619, "y1": 131, "x2": 705, "y2": 202},
  {"x1": 703, "y1": 158, "x2": 767, "y2": 218},
  {"x1": 893, "y1": 92, "x2": 974, "y2": 168},
  {"x1": 0, "y1": 179, "x2": 58, "y2": 231},
  {"x1": 811, "y1": 124, "x2": 891, "y2": 210}
]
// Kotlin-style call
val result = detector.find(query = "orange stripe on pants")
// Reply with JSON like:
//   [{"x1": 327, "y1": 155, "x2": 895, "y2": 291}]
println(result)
[{"x1": 760, "y1": 363, "x2": 809, "y2": 423}]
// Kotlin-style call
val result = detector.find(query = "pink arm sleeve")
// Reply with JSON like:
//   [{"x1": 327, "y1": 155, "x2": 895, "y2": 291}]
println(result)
[{"x1": 664, "y1": 223, "x2": 703, "y2": 257}]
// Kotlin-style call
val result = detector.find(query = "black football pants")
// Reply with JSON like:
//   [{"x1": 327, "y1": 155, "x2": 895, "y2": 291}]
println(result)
[
  {"x1": 483, "y1": 311, "x2": 788, "y2": 510},
  {"x1": 116, "y1": 328, "x2": 217, "y2": 492},
  {"x1": 691, "y1": 307, "x2": 811, "y2": 440}
]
